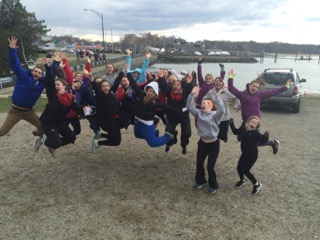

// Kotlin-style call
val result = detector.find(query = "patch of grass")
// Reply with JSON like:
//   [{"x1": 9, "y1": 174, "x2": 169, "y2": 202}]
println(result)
[{"x1": 0, "y1": 98, "x2": 47, "y2": 113}]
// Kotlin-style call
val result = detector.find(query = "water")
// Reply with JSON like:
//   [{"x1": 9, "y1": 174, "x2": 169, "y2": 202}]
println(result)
[{"x1": 152, "y1": 57, "x2": 320, "y2": 94}]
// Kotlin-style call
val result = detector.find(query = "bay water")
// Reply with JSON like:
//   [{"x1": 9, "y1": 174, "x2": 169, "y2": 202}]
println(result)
[{"x1": 152, "y1": 57, "x2": 320, "y2": 94}]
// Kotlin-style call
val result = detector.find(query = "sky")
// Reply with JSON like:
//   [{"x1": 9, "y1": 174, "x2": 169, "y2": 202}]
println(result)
[{"x1": 19, "y1": 0, "x2": 320, "y2": 45}]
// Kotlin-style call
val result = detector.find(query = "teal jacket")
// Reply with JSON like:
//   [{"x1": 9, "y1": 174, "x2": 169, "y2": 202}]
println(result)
[{"x1": 127, "y1": 55, "x2": 149, "y2": 84}]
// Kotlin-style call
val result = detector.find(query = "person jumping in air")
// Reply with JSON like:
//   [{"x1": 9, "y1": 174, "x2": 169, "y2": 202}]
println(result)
[
  {"x1": 187, "y1": 86, "x2": 225, "y2": 194},
  {"x1": 0, "y1": 36, "x2": 45, "y2": 139},
  {"x1": 229, "y1": 116, "x2": 270, "y2": 195},
  {"x1": 227, "y1": 69, "x2": 291, "y2": 154},
  {"x1": 130, "y1": 70, "x2": 185, "y2": 148},
  {"x1": 34, "y1": 58, "x2": 87, "y2": 158}
]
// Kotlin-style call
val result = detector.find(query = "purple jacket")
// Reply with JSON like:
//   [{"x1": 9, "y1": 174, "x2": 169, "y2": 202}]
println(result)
[
  {"x1": 228, "y1": 78, "x2": 287, "y2": 121},
  {"x1": 196, "y1": 64, "x2": 225, "y2": 106}
]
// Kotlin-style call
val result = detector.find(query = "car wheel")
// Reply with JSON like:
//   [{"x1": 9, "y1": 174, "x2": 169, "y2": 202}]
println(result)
[{"x1": 292, "y1": 99, "x2": 300, "y2": 113}]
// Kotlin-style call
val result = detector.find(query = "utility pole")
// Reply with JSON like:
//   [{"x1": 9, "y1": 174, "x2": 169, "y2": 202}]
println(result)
[{"x1": 84, "y1": 9, "x2": 105, "y2": 52}]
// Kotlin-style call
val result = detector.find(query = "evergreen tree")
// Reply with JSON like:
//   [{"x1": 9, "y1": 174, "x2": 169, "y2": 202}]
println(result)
[{"x1": 0, "y1": 0, "x2": 49, "y2": 76}]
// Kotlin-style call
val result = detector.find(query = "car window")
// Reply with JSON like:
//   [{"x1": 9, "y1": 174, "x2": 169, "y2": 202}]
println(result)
[{"x1": 264, "y1": 73, "x2": 293, "y2": 85}]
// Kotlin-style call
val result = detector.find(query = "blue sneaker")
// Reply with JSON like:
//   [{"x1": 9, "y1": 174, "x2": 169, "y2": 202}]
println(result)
[
  {"x1": 91, "y1": 139, "x2": 99, "y2": 153},
  {"x1": 208, "y1": 188, "x2": 217, "y2": 193},
  {"x1": 94, "y1": 130, "x2": 101, "y2": 140},
  {"x1": 194, "y1": 182, "x2": 206, "y2": 189}
]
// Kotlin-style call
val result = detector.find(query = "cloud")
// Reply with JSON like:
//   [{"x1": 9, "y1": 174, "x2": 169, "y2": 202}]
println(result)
[{"x1": 19, "y1": 0, "x2": 320, "y2": 44}]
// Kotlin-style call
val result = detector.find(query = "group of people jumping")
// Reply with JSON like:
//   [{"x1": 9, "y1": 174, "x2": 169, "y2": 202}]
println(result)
[{"x1": 1, "y1": 36, "x2": 292, "y2": 195}]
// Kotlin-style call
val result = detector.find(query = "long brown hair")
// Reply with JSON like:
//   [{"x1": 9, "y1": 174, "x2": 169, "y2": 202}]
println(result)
[{"x1": 250, "y1": 75, "x2": 267, "y2": 86}]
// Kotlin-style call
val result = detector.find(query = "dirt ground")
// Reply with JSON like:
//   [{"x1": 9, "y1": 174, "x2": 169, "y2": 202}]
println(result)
[{"x1": 0, "y1": 95, "x2": 319, "y2": 240}]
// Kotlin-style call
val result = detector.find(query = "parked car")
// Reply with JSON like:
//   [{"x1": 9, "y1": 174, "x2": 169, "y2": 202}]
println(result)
[
  {"x1": 46, "y1": 52, "x2": 55, "y2": 58},
  {"x1": 260, "y1": 68, "x2": 306, "y2": 113}
]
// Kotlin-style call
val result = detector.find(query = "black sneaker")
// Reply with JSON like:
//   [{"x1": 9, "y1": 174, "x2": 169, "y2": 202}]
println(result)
[
  {"x1": 154, "y1": 117, "x2": 160, "y2": 126},
  {"x1": 208, "y1": 188, "x2": 217, "y2": 193},
  {"x1": 165, "y1": 145, "x2": 170, "y2": 152},
  {"x1": 235, "y1": 179, "x2": 246, "y2": 188},
  {"x1": 252, "y1": 182, "x2": 262, "y2": 194},
  {"x1": 272, "y1": 140, "x2": 279, "y2": 154},
  {"x1": 173, "y1": 130, "x2": 178, "y2": 144},
  {"x1": 155, "y1": 129, "x2": 159, "y2": 137},
  {"x1": 182, "y1": 147, "x2": 187, "y2": 155},
  {"x1": 194, "y1": 182, "x2": 207, "y2": 189}
]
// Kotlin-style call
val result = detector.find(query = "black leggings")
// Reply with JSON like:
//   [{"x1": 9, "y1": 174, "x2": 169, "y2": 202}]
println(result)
[
  {"x1": 98, "y1": 118, "x2": 121, "y2": 146},
  {"x1": 165, "y1": 117, "x2": 191, "y2": 148},
  {"x1": 65, "y1": 117, "x2": 81, "y2": 135},
  {"x1": 237, "y1": 153, "x2": 258, "y2": 184},
  {"x1": 196, "y1": 139, "x2": 220, "y2": 189},
  {"x1": 41, "y1": 122, "x2": 76, "y2": 149}
]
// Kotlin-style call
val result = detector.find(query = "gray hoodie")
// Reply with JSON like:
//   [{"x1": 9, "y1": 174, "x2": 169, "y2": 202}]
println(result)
[{"x1": 187, "y1": 93, "x2": 225, "y2": 142}]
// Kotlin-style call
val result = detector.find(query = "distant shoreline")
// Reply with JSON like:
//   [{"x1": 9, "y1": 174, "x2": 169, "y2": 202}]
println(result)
[{"x1": 157, "y1": 55, "x2": 259, "y2": 63}]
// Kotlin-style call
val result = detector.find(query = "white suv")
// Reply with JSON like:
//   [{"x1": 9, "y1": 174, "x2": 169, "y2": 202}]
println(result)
[{"x1": 260, "y1": 68, "x2": 306, "y2": 113}]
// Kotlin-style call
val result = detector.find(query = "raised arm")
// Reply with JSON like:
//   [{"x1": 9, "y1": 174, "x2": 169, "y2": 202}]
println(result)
[
  {"x1": 259, "y1": 79, "x2": 291, "y2": 99},
  {"x1": 227, "y1": 69, "x2": 243, "y2": 99},
  {"x1": 197, "y1": 58, "x2": 205, "y2": 87},
  {"x1": 8, "y1": 36, "x2": 28, "y2": 80},
  {"x1": 43, "y1": 58, "x2": 56, "y2": 100},
  {"x1": 84, "y1": 56, "x2": 92, "y2": 73},
  {"x1": 61, "y1": 54, "x2": 74, "y2": 85},
  {"x1": 136, "y1": 52, "x2": 151, "y2": 84},
  {"x1": 127, "y1": 72, "x2": 142, "y2": 96},
  {"x1": 125, "y1": 48, "x2": 132, "y2": 73},
  {"x1": 157, "y1": 69, "x2": 171, "y2": 96},
  {"x1": 110, "y1": 64, "x2": 128, "y2": 93},
  {"x1": 186, "y1": 86, "x2": 200, "y2": 116}
]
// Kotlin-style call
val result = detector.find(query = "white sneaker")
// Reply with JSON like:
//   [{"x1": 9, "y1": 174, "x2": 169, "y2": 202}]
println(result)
[
  {"x1": 91, "y1": 139, "x2": 99, "y2": 153},
  {"x1": 48, "y1": 147, "x2": 56, "y2": 158},
  {"x1": 33, "y1": 137, "x2": 43, "y2": 152}
]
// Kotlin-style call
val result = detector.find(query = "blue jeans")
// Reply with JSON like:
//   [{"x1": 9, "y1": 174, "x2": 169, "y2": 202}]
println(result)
[{"x1": 134, "y1": 121, "x2": 170, "y2": 147}]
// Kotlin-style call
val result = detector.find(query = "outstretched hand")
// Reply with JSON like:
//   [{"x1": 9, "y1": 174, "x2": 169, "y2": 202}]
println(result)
[
  {"x1": 285, "y1": 79, "x2": 292, "y2": 88},
  {"x1": 228, "y1": 69, "x2": 235, "y2": 78},
  {"x1": 216, "y1": 88, "x2": 223, "y2": 96},
  {"x1": 191, "y1": 86, "x2": 200, "y2": 95},
  {"x1": 126, "y1": 48, "x2": 132, "y2": 55},
  {"x1": 52, "y1": 52, "x2": 62, "y2": 62},
  {"x1": 158, "y1": 69, "x2": 164, "y2": 78},
  {"x1": 42, "y1": 58, "x2": 50, "y2": 66},
  {"x1": 185, "y1": 73, "x2": 193, "y2": 83},
  {"x1": 8, "y1": 36, "x2": 18, "y2": 49},
  {"x1": 146, "y1": 52, "x2": 152, "y2": 59},
  {"x1": 122, "y1": 63, "x2": 129, "y2": 72}
]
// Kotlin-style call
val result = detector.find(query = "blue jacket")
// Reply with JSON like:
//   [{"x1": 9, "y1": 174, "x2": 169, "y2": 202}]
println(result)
[
  {"x1": 127, "y1": 55, "x2": 149, "y2": 84},
  {"x1": 9, "y1": 48, "x2": 45, "y2": 108}
]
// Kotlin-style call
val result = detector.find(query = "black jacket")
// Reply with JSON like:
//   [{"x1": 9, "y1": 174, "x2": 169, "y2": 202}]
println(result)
[
  {"x1": 39, "y1": 64, "x2": 83, "y2": 126},
  {"x1": 230, "y1": 122, "x2": 269, "y2": 155},
  {"x1": 128, "y1": 73, "x2": 183, "y2": 121}
]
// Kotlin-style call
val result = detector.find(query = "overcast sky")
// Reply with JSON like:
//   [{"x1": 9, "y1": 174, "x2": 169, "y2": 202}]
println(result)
[{"x1": 19, "y1": 0, "x2": 319, "y2": 45}]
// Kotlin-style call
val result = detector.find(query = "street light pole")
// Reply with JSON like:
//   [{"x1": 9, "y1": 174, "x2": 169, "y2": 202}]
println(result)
[{"x1": 84, "y1": 9, "x2": 105, "y2": 53}]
